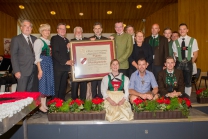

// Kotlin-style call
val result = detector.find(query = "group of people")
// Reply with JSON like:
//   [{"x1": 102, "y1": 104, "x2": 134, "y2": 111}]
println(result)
[{"x1": 10, "y1": 19, "x2": 199, "y2": 117}]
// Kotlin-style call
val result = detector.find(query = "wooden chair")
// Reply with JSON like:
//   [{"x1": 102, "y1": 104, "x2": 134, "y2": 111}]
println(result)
[
  {"x1": 198, "y1": 71, "x2": 208, "y2": 89},
  {"x1": 192, "y1": 68, "x2": 201, "y2": 91}
]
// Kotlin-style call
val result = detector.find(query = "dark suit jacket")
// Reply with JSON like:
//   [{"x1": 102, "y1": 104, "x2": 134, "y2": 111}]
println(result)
[
  {"x1": 51, "y1": 35, "x2": 70, "y2": 71},
  {"x1": 10, "y1": 34, "x2": 37, "y2": 76},
  {"x1": 89, "y1": 35, "x2": 108, "y2": 40},
  {"x1": 158, "y1": 69, "x2": 185, "y2": 96},
  {"x1": 0, "y1": 58, "x2": 12, "y2": 73},
  {"x1": 144, "y1": 35, "x2": 169, "y2": 66}
]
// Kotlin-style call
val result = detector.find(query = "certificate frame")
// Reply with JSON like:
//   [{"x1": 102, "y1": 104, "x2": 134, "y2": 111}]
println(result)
[{"x1": 70, "y1": 40, "x2": 115, "y2": 82}]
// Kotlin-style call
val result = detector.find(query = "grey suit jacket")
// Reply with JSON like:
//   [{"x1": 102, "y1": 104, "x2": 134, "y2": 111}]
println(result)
[{"x1": 11, "y1": 33, "x2": 37, "y2": 76}]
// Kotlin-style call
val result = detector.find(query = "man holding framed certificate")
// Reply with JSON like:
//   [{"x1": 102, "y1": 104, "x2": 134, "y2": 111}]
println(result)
[{"x1": 89, "y1": 22, "x2": 108, "y2": 99}]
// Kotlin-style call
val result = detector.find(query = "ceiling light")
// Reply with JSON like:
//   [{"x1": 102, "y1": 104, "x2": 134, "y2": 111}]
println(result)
[
  {"x1": 123, "y1": 24, "x2": 126, "y2": 27},
  {"x1": 19, "y1": 5, "x2": 25, "y2": 9},
  {"x1": 50, "y1": 11, "x2": 56, "y2": 15},
  {"x1": 107, "y1": 11, "x2": 112, "y2": 14},
  {"x1": 66, "y1": 25, "x2": 70, "y2": 29},
  {"x1": 136, "y1": 5, "x2": 142, "y2": 9},
  {"x1": 79, "y1": 13, "x2": 84, "y2": 16}
]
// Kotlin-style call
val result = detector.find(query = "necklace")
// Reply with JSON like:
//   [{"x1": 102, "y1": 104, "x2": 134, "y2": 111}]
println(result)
[{"x1": 140, "y1": 75, "x2": 145, "y2": 85}]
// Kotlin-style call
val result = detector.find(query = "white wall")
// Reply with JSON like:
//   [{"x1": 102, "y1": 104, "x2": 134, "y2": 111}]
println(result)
[{"x1": 32, "y1": 33, "x2": 113, "y2": 40}]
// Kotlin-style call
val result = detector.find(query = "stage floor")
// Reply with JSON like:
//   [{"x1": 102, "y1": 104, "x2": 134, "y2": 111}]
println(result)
[{"x1": 1, "y1": 89, "x2": 208, "y2": 139}]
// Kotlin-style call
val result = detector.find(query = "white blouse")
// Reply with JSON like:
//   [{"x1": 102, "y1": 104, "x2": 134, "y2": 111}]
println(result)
[
  {"x1": 33, "y1": 37, "x2": 50, "y2": 64},
  {"x1": 101, "y1": 73, "x2": 129, "y2": 101}
]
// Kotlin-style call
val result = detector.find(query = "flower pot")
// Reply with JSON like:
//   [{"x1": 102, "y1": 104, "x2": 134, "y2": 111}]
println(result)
[
  {"x1": 134, "y1": 110, "x2": 187, "y2": 120},
  {"x1": 196, "y1": 97, "x2": 208, "y2": 104},
  {"x1": 48, "y1": 111, "x2": 106, "y2": 121}
]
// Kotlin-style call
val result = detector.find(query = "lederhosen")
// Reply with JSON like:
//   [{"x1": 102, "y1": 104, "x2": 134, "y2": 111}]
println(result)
[{"x1": 175, "y1": 38, "x2": 194, "y2": 87}]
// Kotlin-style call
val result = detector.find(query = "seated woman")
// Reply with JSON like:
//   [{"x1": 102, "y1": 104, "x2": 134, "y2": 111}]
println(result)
[
  {"x1": 101, "y1": 59, "x2": 133, "y2": 122},
  {"x1": 158, "y1": 56, "x2": 187, "y2": 97}
]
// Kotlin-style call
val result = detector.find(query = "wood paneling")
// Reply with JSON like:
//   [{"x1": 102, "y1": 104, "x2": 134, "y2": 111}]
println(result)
[
  {"x1": 178, "y1": 0, "x2": 208, "y2": 72},
  {"x1": 145, "y1": 3, "x2": 178, "y2": 36},
  {"x1": 0, "y1": 11, "x2": 17, "y2": 55},
  {"x1": 0, "y1": 0, "x2": 177, "y2": 33}
]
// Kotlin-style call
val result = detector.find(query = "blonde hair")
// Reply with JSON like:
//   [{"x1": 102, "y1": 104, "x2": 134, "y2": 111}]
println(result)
[
  {"x1": 39, "y1": 24, "x2": 51, "y2": 34},
  {"x1": 135, "y1": 30, "x2": 145, "y2": 37}
]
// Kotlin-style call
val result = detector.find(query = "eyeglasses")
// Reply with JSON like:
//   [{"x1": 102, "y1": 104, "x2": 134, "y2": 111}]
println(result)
[{"x1": 58, "y1": 28, "x2": 66, "y2": 31}]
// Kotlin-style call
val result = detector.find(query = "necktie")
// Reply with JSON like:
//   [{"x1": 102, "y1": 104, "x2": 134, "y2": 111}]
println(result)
[
  {"x1": 27, "y1": 37, "x2": 34, "y2": 54},
  {"x1": 152, "y1": 36, "x2": 155, "y2": 47},
  {"x1": 181, "y1": 38, "x2": 185, "y2": 59}
]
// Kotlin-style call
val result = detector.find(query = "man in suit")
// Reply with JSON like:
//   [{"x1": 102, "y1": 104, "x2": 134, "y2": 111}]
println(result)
[
  {"x1": 144, "y1": 23, "x2": 169, "y2": 80},
  {"x1": 163, "y1": 27, "x2": 174, "y2": 57},
  {"x1": 125, "y1": 25, "x2": 135, "y2": 44},
  {"x1": 158, "y1": 56, "x2": 185, "y2": 97},
  {"x1": 10, "y1": 19, "x2": 38, "y2": 91},
  {"x1": 51, "y1": 23, "x2": 72, "y2": 100},
  {"x1": 110, "y1": 21, "x2": 133, "y2": 77},
  {"x1": 71, "y1": 26, "x2": 88, "y2": 100},
  {"x1": 89, "y1": 22, "x2": 108, "y2": 98}
]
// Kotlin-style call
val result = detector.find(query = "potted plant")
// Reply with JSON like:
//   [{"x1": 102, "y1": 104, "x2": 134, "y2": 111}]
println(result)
[
  {"x1": 132, "y1": 97, "x2": 191, "y2": 119},
  {"x1": 196, "y1": 88, "x2": 208, "y2": 103},
  {"x1": 47, "y1": 97, "x2": 105, "y2": 121}
]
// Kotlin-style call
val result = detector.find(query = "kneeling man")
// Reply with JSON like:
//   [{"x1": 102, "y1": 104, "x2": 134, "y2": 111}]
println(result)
[
  {"x1": 129, "y1": 58, "x2": 159, "y2": 103},
  {"x1": 158, "y1": 57, "x2": 185, "y2": 97}
]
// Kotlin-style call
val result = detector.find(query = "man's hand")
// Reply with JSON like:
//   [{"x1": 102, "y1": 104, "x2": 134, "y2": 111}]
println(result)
[
  {"x1": 65, "y1": 60, "x2": 74, "y2": 66},
  {"x1": 90, "y1": 37, "x2": 96, "y2": 41},
  {"x1": 146, "y1": 94, "x2": 153, "y2": 100},
  {"x1": 153, "y1": 94, "x2": 159, "y2": 100},
  {"x1": 109, "y1": 36, "x2": 114, "y2": 40},
  {"x1": 166, "y1": 91, "x2": 181, "y2": 98},
  {"x1": 15, "y1": 72, "x2": 21, "y2": 79},
  {"x1": 67, "y1": 43, "x2": 71, "y2": 49}
]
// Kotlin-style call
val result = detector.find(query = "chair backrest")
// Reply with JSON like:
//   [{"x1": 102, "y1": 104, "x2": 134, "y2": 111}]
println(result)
[{"x1": 195, "y1": 68, "x2": 201, "y2": 81}]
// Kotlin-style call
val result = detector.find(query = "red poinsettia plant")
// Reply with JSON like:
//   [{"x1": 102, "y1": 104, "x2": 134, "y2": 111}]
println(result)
[
  {"x1": 132, "y1": 97, "x2": 191, "y2": 117},
  {"x1": 196, "y1": 88, "x2": 208, "y2": 98},
  {"x1": 91, "y1": 97, "x2": 104, "y2": 111}
]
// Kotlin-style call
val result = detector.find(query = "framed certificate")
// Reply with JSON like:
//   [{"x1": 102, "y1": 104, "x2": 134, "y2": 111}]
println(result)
[{"x1": 70, "y1": 40, "x2": 115, "y2": 82}]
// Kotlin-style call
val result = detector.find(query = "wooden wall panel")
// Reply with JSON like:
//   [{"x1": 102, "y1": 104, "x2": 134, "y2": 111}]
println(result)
[
  {"x1": 178, "y1": 0, "x2": 208, "y2": 72},
  {"x1": 145, "y1": 3, "x2": 178, "y2": 36},
  {"x1": 0, "y1": 11, "x2": 17, "y2": 55}
]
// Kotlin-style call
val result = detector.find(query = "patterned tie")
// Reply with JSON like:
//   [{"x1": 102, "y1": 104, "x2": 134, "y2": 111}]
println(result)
[
  {"x1": 181, "y1": 38, "x2": 185, "y2": 59},
  {"x1": 27, "y1": 37, "x2": 34, "y2": 54}
]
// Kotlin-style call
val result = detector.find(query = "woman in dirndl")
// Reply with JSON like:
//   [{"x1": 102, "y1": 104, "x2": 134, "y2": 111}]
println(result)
[
  {"x1": 101, "y1": 59, "x2": 133, "y2": 122},
  {"x1": 34, "y1": 24, "x2": 55, "y2": 113}
]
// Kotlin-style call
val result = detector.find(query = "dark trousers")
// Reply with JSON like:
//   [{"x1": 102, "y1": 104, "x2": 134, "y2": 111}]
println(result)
[
  {"x1": 119, "y1": 69, "x2": 128, "y2": 78},
  {"x1": 71, "y1": 81, "x2": 87, "y2": 100},
  {"x1": 17, "y1": 65, "x2": 39, "y2": 92},
  {"x1": 54, "y1": 70, "x2": 68, "y2": 100},
  {"x1": 91, "y1": 80, "x2": 102, "y2": 98},
  {"x1": 176, "y1": 60, "x2": 193, "y2": 87},
  {"x1": 152, "y1": 64, "x2": 163, "y2": 81}
]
